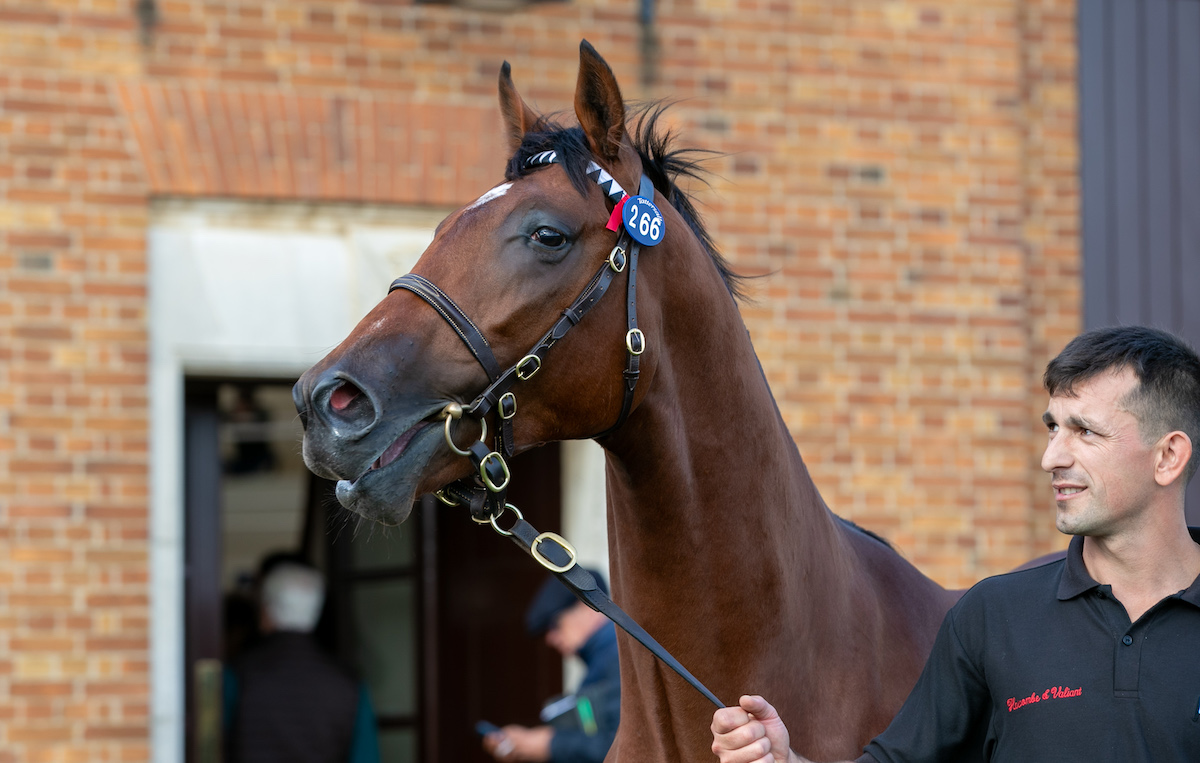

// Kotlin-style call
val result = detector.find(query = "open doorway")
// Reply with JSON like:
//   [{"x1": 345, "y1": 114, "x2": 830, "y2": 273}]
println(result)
[{"x1": 183, "y1": 377, "x2": 566, "y2": 762}]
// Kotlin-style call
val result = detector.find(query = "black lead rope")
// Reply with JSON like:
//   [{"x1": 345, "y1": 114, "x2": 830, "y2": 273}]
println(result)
[{"x1": 491, "y1": 506, "x2": 725, "y2": 709}]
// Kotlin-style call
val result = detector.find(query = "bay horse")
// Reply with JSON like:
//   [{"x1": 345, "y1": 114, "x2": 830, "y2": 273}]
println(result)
[{"x1": 293, "y1": 41, "x2": 961, "y2": 762}]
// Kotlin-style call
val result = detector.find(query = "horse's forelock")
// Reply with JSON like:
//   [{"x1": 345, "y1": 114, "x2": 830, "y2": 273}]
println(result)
[
  {"x1": 505, "y1": 120, "x2": 595, "y2": 198},
  {"x1": 502, "y1": 103, "x2": 748, "y2": 302}
]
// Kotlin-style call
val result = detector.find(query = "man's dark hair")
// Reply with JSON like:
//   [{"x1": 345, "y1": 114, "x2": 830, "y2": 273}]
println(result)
[{"x1": 1044, "y1": 325, "x2": 1200, "y2": 482}]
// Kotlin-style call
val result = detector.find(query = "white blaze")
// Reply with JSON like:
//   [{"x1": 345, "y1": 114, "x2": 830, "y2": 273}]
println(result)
[{"x1": 466, "y1": 182, "x2": 513, "y2": 211}]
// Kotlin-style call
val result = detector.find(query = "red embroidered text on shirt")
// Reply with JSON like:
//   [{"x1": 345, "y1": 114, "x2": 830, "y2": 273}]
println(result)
[{"x1": 1006, "y1": 686, "x2": 1083, "y2": 712}]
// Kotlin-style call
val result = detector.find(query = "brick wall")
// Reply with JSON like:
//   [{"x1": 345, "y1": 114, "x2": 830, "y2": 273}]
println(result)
[
  {"x1": 1018, "y1": 0, "x2": 1081, "y2": 560},
  {"x1": 0, "y1": 2, "x2": 152, "y2": 760},
  {"x1": 0, "y1": 0, "x2": 1078, "y2": 759}
]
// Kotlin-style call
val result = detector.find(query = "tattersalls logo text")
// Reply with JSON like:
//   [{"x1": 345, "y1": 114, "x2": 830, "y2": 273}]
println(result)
[{"x1": 1007, "y1": 686, "x2": 1083, "y2": 712}]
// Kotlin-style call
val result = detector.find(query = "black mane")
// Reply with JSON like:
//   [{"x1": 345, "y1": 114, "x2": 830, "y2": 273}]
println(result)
[{"x1": 504, "y1": 103, "x2": 747, "y2": 301}]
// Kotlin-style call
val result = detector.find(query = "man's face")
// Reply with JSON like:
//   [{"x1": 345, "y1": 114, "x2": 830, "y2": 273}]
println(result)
[
  {"x1": 1040, "y1": 368, "x2": 1159, "y2": 536},
  {"x1": 544, "y1": 602, "x2": 597, "y2": 657}
]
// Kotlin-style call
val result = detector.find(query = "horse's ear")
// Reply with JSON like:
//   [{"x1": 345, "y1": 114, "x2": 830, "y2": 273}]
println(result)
[
  {"x1": 498, "y1": 61, "x2": 540, "y2": 153},
  {"x1": 574, "y1": 40, "x2": 626, "y2": 163}
]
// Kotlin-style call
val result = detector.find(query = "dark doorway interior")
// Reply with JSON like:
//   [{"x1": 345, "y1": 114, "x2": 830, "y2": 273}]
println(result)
[{"x1": 184, "y1": 378, "x2": 565, "y2": 762}]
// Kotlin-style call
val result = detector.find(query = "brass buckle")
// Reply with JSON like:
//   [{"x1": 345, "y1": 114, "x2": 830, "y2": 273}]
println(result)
[
  {"x1": 607, "y1": 246, "x2": 627, "y2": 273},
  {"x1": 480, "y1": 451, "x2": 510, "y2": 492},
  {"x1": 442, "y1": 404, "x2": 487, "y2": 457},
  {"x1": 532, "y1": 532, "x2": 578, "y2": 573},
  {"x1": 516, "y1": 355, "x2": 541, "y2": 380},
  {"x1": 626, "y1": 328, "x2": 646, "y2": 356},
  {"x1": 435, "y1": 489, "x2": 461, "y2": 507},
  {"x1": 499, "y1": 392, "x2": 517, "y2": 420},
  {"x1": 489, "y1": 503, "x2": 523, "y2": 536}
]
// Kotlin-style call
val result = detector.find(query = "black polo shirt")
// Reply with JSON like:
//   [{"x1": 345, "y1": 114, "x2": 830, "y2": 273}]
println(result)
[{"x1": 860, "y1": 529, "x2": 1200, "y2": 762}]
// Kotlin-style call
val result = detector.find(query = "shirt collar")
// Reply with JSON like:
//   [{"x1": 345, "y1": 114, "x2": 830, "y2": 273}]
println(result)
[
  {"x1": 1183, "y1": 527, "x2": 1200, "y2": 608},
  {"x1": 1057, "y1": 534, "x2": 1097, "y2": 601},
  {"x1": 1058, "y1": 527, "x2": 1200, "y2": 606}
]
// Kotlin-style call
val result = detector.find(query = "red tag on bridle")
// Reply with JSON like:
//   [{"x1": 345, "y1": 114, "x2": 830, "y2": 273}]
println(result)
[{"x1": 606, "y1": 195, "x2": 629, "y2": 232}]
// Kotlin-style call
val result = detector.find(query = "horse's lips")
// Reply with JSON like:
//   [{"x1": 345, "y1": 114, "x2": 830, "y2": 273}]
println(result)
[
  {"x1": 349, "y1": 419, "x2": 437, "y2": 485},
  {"x1": 372, "y1": 422, "x2": 424, "y2": 471},
  {"x1": 334, "y1": 419, "x2": 442, "y2": 523}
]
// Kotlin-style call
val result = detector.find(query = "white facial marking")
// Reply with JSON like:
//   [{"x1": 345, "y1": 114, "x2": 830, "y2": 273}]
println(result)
[
  {"x1": 360, "y1": 316, "x2": 389, "y2": 339},
  {"x1": 467, "y1": 182, "x2": 513, "y2": 211}
]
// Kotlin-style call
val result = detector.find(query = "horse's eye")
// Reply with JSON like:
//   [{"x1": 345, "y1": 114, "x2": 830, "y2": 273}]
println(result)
[{"x1": 531, "y1": 227, "x2": 567, "y2": 249}]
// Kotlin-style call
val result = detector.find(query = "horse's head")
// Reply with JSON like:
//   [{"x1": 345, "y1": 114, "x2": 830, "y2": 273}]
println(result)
[{"x1": 294, "y1": 41, "x2": 688, "y2": 525}]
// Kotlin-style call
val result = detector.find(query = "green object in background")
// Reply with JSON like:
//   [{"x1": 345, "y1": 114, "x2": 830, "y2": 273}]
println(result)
[{"x1": 577, "y1": 696, "x2": 598, "y2": 736}]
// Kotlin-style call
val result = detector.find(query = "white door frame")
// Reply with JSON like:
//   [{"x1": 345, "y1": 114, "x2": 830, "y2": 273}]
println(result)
[{"x1": 146, "y1": 199, "x2": 607, "y2": 761}]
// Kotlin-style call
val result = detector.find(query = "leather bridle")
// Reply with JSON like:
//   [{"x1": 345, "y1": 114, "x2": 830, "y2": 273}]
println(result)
[
  {"x1": 387, "y1": 153, "x2": 724, "y2": 709},
  {"x1": 389, "y1": 151, "x2": 647, "y2": 525}
]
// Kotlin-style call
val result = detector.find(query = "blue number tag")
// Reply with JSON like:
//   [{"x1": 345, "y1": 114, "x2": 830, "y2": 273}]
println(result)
[{"x1": 622, "y1": 195, "x2": 665, "y2": 247}]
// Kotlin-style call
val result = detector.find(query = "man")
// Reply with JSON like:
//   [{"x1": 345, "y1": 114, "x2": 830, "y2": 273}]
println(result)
[
  {"x1": 225, "y1": 558, "x2": 380, "y2": 763},
  {"x1": 484, "y1": 569, "x2": 621, "y2": 763},
  {"x1": 711, "y1": 326, "x2": 1200, "y2": 762}
]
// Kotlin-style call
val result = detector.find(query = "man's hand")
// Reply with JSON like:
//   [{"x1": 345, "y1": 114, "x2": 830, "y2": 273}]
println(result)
[
  {"x1": 711, "y1": 695, "x2": 802, "y2": 763},
  {"x1": 482, "y1": 724, "x2": 553, "y2": 762}
]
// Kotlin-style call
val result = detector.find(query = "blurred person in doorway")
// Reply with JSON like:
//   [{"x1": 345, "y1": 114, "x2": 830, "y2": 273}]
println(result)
[
  {"x1": 483, "y1": 568, "x2": 621, "y2": 763},
  {"x1": 224, "y1": 556, "x2": 380, "y2": 763}
]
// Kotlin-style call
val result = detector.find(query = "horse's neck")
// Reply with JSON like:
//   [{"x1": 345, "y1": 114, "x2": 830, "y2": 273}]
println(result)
[
  {"x1": 595, "y1": 244, "x2": 955, "y2": 762},
  {"x1": 597, "y1": 260, "x2": 867, "y2": 761},
  {"x1": 601, "y1": 260, "x2": 854, "y2": 620}
]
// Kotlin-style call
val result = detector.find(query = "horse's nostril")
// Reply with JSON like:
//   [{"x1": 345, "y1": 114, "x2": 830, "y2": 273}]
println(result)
[
  {"x1": 305, "y1": 374, "x2": 377, "y2": 439},
  {"x1": 330, "y1": 381, "x2": 362, "y2": 413}
]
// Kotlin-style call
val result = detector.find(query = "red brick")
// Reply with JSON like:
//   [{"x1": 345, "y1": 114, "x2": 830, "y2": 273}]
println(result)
[
  {"x1": 13, "y1": 325, "x2": 73, "y2": 341},
  {"x1": 7, "y1": 232, "x2": 72, "y2": 249},
  {"x1": 7, "y1": 188, "x2": 73, "y2": 204},
  {"x1": 0, "y1": 8, "x2": 60, "y2": 24},
  {"x1": 8, "y1": 504, "x2": 72, "y2": 519}
]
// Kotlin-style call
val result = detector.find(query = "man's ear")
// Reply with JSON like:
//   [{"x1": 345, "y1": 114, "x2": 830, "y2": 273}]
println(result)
[{"x1": 1154, "y1": 431, "x2": 1192, "y2": 487}]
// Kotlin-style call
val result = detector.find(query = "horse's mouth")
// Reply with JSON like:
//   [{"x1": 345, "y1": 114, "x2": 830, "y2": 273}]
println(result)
[
  {"x1": 367, "y1": 419, "x2": 433, "y2": 474},
  {"x1": 335, "y1": 417, "x2": 443, "y2": 524}
]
